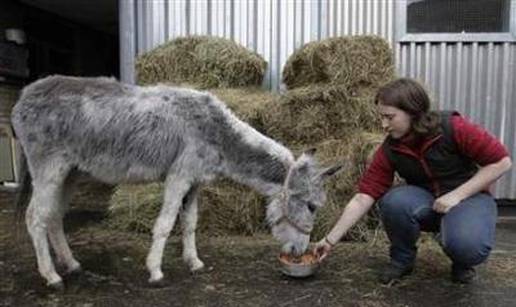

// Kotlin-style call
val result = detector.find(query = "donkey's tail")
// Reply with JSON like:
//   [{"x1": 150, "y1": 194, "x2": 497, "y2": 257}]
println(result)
[{"x1": 14, "y1": 153, "x2": 32, "y2": 222}]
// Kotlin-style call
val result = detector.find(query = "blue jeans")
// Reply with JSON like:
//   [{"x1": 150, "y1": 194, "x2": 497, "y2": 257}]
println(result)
[{"x1": 379, "y1": 185, "x2": 497, "y2": 269}]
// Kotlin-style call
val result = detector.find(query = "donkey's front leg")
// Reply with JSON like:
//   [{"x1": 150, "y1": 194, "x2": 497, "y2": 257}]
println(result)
[
  {"x1": 146, "y1": 177, "x2": 192, "y2": 283},
  {"x1": 180, "y1": 185, "x2": 204, "y2": 272},
  {"x1": 48, "y1": 180, "x2": 81, "y2": 275}
]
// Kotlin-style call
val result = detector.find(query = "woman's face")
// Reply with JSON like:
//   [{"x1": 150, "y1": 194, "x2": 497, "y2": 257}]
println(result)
[{"x1": 377, "y1": 103, "x2": 412, "y2": 139}]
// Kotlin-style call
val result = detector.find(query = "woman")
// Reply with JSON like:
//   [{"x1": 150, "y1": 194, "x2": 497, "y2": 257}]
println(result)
[{"x1": 313, "y1": 78, "x2": 512, "y2": 284}]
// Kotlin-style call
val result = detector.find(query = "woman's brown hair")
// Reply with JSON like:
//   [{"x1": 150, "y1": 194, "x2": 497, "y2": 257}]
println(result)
[{"x1": 375, "y1": 78, "x2": 440, "y2": 137}]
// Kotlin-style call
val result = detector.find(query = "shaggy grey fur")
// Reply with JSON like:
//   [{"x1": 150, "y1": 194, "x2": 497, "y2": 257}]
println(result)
[{"x1": 11, "y1": 75, "x2": 340, "y2": 287}]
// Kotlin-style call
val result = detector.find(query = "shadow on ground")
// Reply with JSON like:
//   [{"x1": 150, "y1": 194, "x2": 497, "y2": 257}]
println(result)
[{"x1": 1, "y1": 191, "x2": 516, "y2": 307}]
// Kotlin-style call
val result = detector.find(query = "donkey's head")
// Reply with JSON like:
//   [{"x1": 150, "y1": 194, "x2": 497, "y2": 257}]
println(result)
[{"x1": 266, "y1": 149, "x2": 342, "y2": 256}]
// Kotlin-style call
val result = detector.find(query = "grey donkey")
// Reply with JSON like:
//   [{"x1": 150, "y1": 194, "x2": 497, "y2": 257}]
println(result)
[{"x1": 11, "y1": 75, "x2": 341, "y2": 289}]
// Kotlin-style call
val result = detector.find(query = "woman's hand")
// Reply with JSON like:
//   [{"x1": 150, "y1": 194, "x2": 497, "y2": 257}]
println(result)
[
  {"x1": 433, "y1": 192, "x2": 462, "y2": 213},
  {"x1": 312, "y1": 237, "x2": 335, "y2": 261}
]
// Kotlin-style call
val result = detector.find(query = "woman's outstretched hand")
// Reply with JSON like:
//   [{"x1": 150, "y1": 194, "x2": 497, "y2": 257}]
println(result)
[{"x1": 312, "y1": 237, "x2": 334, "y2": 262}]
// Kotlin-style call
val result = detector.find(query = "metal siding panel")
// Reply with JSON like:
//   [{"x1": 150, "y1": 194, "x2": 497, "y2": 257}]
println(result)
[
  {"x1": 170, "y1": 0, "x2": 186, "y2": 38},
  {"x1": 430, "y1": 44, "x2": 438, "y2": 94},
  {"x1": 309, "y1": 0, "x2": 318, "y2": 41},
  {"x1": 357, "y1": 0, "x2": 364, "y2": 34},
  {"x1": 455, "y1": 42, "x2": 463, "y2": 111},
  {"x1": 387, "y1": 0, "x2": 393, "y2": 44},
  {"x1": 381, "y1": 0, "x2": 388, "y2": 38},
  {"x1": 227, "y1": 0, "x2": 234, "y2": 39},
  {"x1": 351, "y1": 0, "x2": 357, "y2": 35},
  {"x1": 136, "y1": 0, "x2": 145, "y2": 54},
  {"x1": 500, "y1": 43, "x2": 511, "y2": 143},
  {"x1": 445, "y1": 44, "x2": 453, "y2": 109},
  {"x1": 152, "y1": 0, "x2": 165, "y2": 45},
  {"x1": 270, "y1": 0, "x2": 280, "y2": 91},
  {"x1": 415, "y1": 43, "x2": 422, "y2": 77},
  {"x1": 278, "y1": 0, "x2": 290, "y2": 91},
  {"x1": 438, "y1": 43, "x2": 446, "y2": 109},
  {"x1": 198, "y1": 0, "x2": 210, "y2": 35},
  {"x1": 469, "y1": 43, "x2": 479, "y2": 121},
  {"x1": 399, "y1": 43, "x2": 406, "y2": 76},
  {"x1": 366, "y1": 0, "x2": 372, "y2": 34},
  {"x1": 260, "y1": 0, "x2": 272, "y2": 89},
  {"x1": 332, "y1": 0, "x2": 339, "y2": 36},
  {"x1": 119, "y1": 0, "x2": 135, "y2": 83},
  {"x1": 486, "y1": 43, "x2": 496, "y2": 132},
  {"x1": 409, "y1": 42, "x2": 416, "y2": 77},
  {"x1": 507, "y1": 46, "x2": 516, "y2": 197},
  {"x1": 372, "y1": 0, "x2": 378, "y2": 35},
  {"x1": 477, "y1": 46, "x2": 486, "y2": 125},
  {"x1": 343, "y1": 0, "x2": 350, "y2": 35},
  {"x1": 234, "y1": 0, "x2": 243, "y2": 43},
  {"x1": 283, "y1": 0, "x2": 295, "y2": 63},
  {"x1": 293, "y1": 0, "x2": 301, "y2": 48},
  {"x1": 423, "y1": 43, "x2": 431, "y2": 84},
  {"x1": 146, "y1": 0, "x2": 154, "y2": 49},
  {"x1": 211, "y1": 0, "x2": 223, "y2": 36}
]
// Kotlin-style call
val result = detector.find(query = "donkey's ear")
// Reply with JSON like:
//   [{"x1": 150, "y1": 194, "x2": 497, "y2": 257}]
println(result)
[
  {"x1": 318, "y1": 164, "x2": 344, "y2": 179},
  {"x1": 303, "y1": 147, "x2": 317, "y2": 156}
]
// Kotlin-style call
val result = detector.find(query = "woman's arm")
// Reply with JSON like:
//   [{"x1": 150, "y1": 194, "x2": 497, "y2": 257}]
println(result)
[
  {"x1": 325, "y1": 193, "x2": 376, "y2": 245},
  {"x1": 313, "y1": 193, "x2": 375, "y2": 259},
  {"x1": 434, "y1": 156, "x2": 512, "y2": 213}
]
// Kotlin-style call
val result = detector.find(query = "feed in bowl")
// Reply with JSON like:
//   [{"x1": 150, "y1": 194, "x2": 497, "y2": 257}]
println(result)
[{"x1": 278, "y1": 253, "x2": 320, "y2": 277}]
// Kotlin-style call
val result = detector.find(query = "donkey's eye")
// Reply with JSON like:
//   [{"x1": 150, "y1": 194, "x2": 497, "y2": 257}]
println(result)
[{"x1": 307, "y1": 202, "x2": 317, "y2": 214}]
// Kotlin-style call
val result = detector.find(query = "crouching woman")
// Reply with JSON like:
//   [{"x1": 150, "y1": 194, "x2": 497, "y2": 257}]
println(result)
[{"x1": 314, "y1": 78, "x2": 512, "y2": 284}]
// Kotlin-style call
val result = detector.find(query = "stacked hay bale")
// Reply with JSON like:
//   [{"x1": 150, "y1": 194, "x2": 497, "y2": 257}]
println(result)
[
  {"x1": 136, "y1": 35, "x2": 267, "y2": 89},
  {"x1": 109, "y1": 35, "x2": 396, "y2": 241},
  {"x1": 282, "y1": 36, "x2": 395, "y2": 93}
]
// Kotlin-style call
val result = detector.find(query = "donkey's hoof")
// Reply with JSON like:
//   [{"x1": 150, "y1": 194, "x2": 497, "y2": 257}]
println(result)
[
  {"x1": 189, "y1": 260, "x2": 205, "y2": 272},
  {"x1": 48, "y1": 281, "x2": 65, "y2": 292},
  {"x1": 65, "y1": 266, "x2": 83, "y2": 276}
]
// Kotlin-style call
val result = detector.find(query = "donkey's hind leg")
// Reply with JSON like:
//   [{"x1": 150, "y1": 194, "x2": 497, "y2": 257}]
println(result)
[
  {"x1": 26, "y1": 161, "x2": 71, "y2": 288},
  {"x1": 47, "y1": 177, "x2": 81, "y2": 275},
  {"x1": 146, "y1": 175, "x2": 192, "y2": 283},
  {"x1": 180, "y1": 185, "x2": 204, "y2": 272}
]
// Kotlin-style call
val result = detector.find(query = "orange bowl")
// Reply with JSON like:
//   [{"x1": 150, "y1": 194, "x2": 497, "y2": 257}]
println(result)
[{"x1": 278, "y1": 253, "x2": 320, "y2": 277}]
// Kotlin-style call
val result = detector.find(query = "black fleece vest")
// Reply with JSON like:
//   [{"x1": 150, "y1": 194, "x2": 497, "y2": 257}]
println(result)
[{"x1": 383, "y1": 111, "x2": 478, "y2": 196}]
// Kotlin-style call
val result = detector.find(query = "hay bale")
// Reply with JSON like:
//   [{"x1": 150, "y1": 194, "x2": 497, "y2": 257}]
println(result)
[
  {"x1": 198, "y1": 180, "x2": 266, "y2": 236},
  {"x1": 136, "y1": 36, "x2": 267, "y2": 88},
  {"x1": 282, "y1": 35, "x2": 395, "y2": 91},
  {"x1": 263, "y1": 85, "x2": 381, "y2": 146}
]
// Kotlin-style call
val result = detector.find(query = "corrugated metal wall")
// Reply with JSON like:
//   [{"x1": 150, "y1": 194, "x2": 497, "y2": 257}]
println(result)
[
  {"x1": 123, "y1": 0, "x2": 516, "y2": 198},
  {"x1": 130, "y1": 0, "x2": 396, "y2": 90}
]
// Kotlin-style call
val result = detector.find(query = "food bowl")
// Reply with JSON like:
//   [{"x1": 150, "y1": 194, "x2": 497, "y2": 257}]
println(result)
[{"x1": 278, "y1": 253, "x2": 320, "y2": 278}]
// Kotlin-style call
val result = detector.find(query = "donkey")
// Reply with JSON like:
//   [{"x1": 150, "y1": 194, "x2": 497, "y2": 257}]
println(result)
[{"x1": 11, "y1": 75, "x2": 341, "y2": 289}]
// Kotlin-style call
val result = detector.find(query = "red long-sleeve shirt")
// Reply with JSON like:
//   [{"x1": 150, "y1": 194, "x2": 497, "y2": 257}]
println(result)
[{"x1": 358, "y1": 114, "x2": 510, "y2": 200}]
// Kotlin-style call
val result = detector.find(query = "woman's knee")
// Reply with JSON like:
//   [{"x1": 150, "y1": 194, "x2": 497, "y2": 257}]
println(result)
[
  {"x1": 441, "y1": 193, "x2": 497, "y2": 266},
  {"x1": 379, "y1": 185, "x2": 433, "y2": 219},
  {"x1": 442, "y1": 235, "x2": 492, "y2": 266}
]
